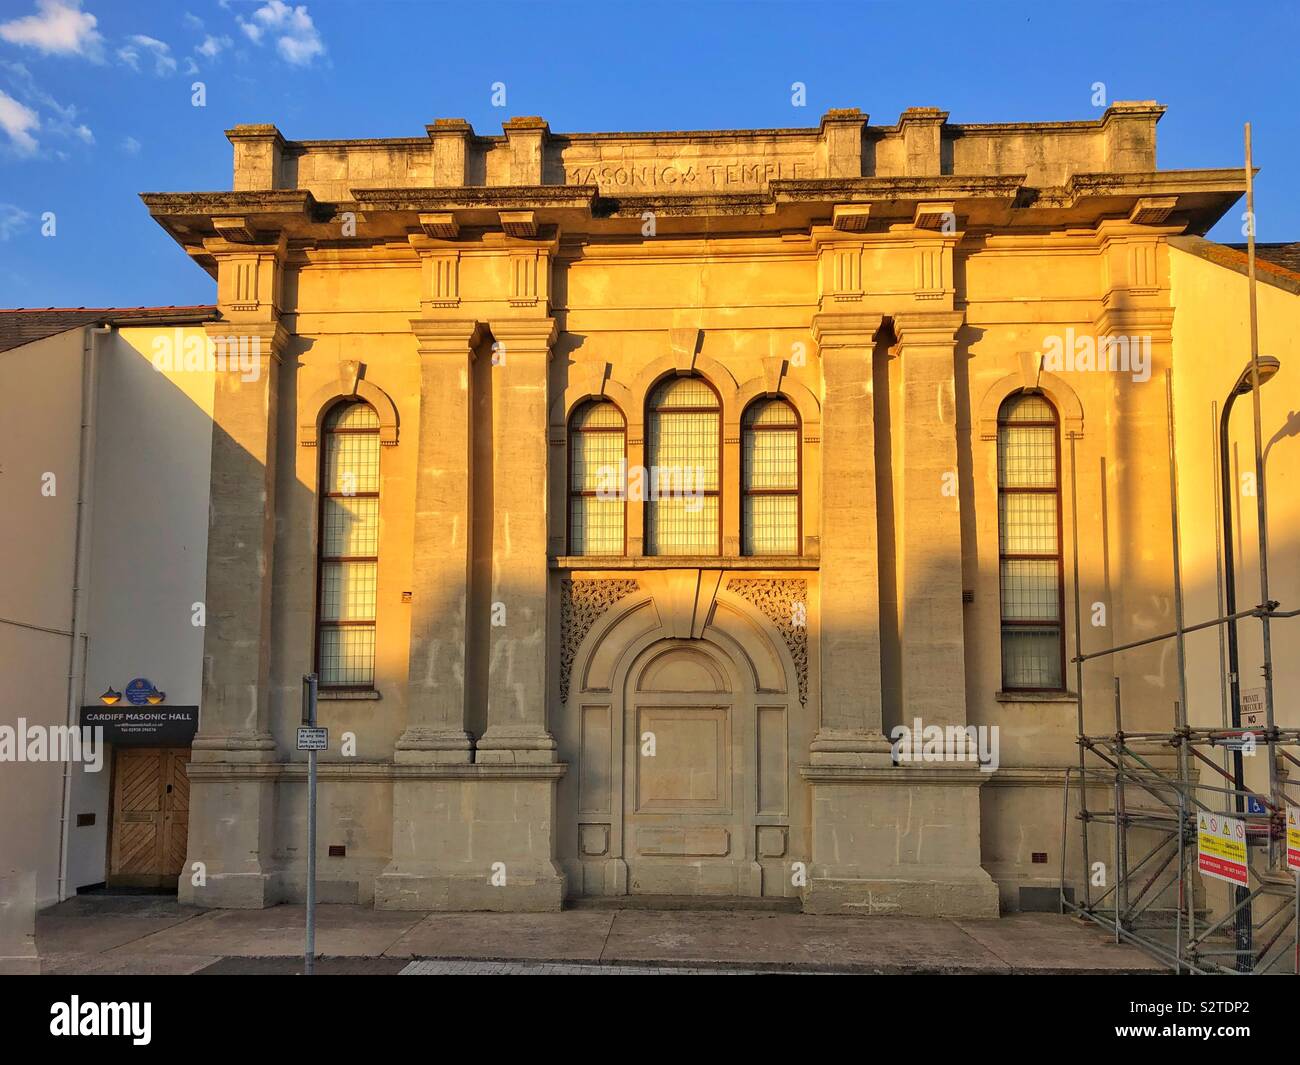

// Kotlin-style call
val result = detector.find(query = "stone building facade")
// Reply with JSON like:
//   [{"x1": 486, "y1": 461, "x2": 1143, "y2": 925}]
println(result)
[{"x1": 141, "y1": 103, "x2": 1250, "y2": 916}]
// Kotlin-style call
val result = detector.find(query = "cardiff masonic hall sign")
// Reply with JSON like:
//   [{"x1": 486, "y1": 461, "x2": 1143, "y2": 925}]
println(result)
[{"x1": 79, "y1": 705, "x2": 198, "y2": 746}]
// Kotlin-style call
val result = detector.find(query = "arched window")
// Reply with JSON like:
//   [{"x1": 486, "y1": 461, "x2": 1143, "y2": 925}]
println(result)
[
  {"x1": 316, "y1": 400, "x2": 380, "y2": 689},
  {"x1": 742, "y1": 397, "x2": 800, "y2": 555},
  {"x1": 997, "y1": 392, "x2": 1064, "y2": 691},
  {"x1": 645, "y1": 375, "x2": 720, "y2": 555},
  {"x1": 568, "y1": 399, "x2": 626, "y2": 555}
]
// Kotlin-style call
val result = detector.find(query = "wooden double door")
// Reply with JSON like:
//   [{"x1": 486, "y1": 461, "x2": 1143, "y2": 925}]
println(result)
[{"x1": 108, "y1": 746, "x2": 190, "y2": 889}]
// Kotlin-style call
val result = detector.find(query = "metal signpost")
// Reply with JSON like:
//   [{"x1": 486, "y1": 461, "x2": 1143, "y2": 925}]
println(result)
[{"x1": 298, "y1": 674, "x2": 327, "y2": 976}]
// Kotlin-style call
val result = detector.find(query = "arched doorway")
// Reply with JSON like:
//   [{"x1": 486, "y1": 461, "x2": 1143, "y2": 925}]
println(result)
[
  {"x1": 555, "y1": 574, "x2": 807, "y2": 901},
  {"x1": 621, "y1": 639, "x2": 760, "y2": 896}
]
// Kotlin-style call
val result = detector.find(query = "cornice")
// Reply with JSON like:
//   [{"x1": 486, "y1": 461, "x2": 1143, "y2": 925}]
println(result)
[
  {"x1": 352, "y1": 184, "x2": 598, "y2": 212},
  {"x1": 892, "y1": 309, "x2": 967, "y2": 345},
  {"x1": 810, "y1": 311, "x2": 886, "y2": 348},
  {"x1": 140, "y1": 168, "x2": 1247, "y2": 258},
  {"x1": 487, "y1": 316, "x2": 558, "y2": 349},
  {"x1": 771, "y1": 174, "x2": 1025, "y2": 203},
  {"x1": 798, "y1": 765, "x2": 991, "y2": 785},
  {"x1": 409, "y1": 317, "x2": 485, "y2": 356},
  {"x1": 186, "y1": 761, "x2": 568, "y2": 782}
]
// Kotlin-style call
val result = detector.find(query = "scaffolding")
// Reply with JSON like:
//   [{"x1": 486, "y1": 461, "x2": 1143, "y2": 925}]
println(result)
[{"x1": 1058, "y1": 127, "x2": 1299, "y2": 974}]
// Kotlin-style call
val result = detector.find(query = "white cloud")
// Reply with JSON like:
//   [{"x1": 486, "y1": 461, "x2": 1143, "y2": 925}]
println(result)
[
  {"x1": 120, "y1": 135, "x2": 139, "y2": 155},
  {"x1": 238, "y1": 1, "x2": 324, "y2": 66},
  {"x1": 183, "y1": 12, "x2": 204, "y2": 31},
  {"x1": 3, "y1": 60, "x2": 70, "y2": 118},
  {"x1": 118, "y1": 33, "x2": 176, "y2": 76},
  {"x1": 1, "y1": 60, "x2": 92, "y2": 147},
  {"x1": 197, "y1": 33, "x2": 232, "y2": 59},
  {"x1": 0, "y1": 202, "x2": 33, "y2": 239},
  {"x1": 0, "y1": 89, "x2": 40, "y2": 154},
  {"x1": 0, "y1": 0, "x2": 105, "y2": 61}
]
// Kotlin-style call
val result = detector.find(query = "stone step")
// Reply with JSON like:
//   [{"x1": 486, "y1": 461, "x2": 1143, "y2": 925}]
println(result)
[{"x1": 566, "y1": 894, "x2": 801, "y2": 913}]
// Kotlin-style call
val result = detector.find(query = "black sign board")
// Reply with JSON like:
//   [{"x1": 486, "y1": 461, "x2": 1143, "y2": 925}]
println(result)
[{"x1": 79, "y1": 705, "x2": 199, "y2": 747}]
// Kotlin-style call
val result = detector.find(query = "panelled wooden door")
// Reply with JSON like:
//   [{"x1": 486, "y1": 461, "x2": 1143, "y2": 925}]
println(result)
[
  {"x1": 109, "y1": 747, "x2": 190, "y2": 888},
  {"x1": 623, "y1": 643, "x2": 755, "y2": 897}
]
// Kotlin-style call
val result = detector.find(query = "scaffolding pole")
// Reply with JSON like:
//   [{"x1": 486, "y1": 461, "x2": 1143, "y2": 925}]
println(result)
[{"x1": 1056, "y1": 145, "x2": 1297, "y2": 965}]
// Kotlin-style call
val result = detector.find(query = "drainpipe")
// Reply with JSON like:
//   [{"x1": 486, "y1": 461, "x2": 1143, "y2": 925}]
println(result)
[{"x1": 56, "y1": 323, "x2": 110, "y2": 902}]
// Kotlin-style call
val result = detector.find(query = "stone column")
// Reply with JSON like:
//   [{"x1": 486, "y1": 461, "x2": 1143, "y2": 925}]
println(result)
[
  {"x1": 181, "y1": 318, "x2": 287, "y2": 908},
  {"x1": 893, "y1": 310, "x2": 968, "y2": 727},
  {"x1": 809, "y1": 313, "x2": 892, "y2": 764},
  {"x1": 396, "y1": 318, "x2": 483, "y2": 763},
  {"x1": 476, "y1": 317, "x2": 559, "y2": 763}
]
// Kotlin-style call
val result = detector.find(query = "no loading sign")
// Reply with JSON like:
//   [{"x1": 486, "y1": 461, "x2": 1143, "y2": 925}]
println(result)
[{"x1": 1197, "y1": 812, "x2": 1248, "y2": 886}]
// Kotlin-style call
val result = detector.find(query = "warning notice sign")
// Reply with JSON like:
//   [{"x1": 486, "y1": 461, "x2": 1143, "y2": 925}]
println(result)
[
  {"x1": 1197, "y1": 812, "x2": 1249, "y2": 887},
  {"x1": 1287, "y1": 806, "x2": 1300, "y2": 874}
]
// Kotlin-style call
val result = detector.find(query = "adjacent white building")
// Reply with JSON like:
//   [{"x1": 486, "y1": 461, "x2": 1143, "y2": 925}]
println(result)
[{"x1": 0, "y1": 308, "x2": 216, "y2": 969}]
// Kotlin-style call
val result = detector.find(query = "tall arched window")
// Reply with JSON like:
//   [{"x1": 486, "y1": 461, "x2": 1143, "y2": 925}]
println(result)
[
  {"x1": 568, "y1": 399, "x2": 626, "y2": 555},
  {"x1": 742, "y1": 397, "x2": 800, "y2": 555},
  {"x1": 645, "y1": 375, "x2": 720, "y2": 555},
  {"x1": 997, "y1": 391, "x2": 1064, "y2": 691},
  {"x1": 316, "y1": 400, "x2": 380, "y2": 689}
]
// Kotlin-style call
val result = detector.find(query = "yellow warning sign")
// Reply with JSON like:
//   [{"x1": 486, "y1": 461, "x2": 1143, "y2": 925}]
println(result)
[
  {"x1": 1287, "y1": 806, "x2": 1300, "y2": 874},
  {"x1": 1197, "y1": 812, "x2": 1248, "y2": 887}
]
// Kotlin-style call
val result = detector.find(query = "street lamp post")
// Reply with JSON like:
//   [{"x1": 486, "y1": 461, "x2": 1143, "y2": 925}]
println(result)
[{"x1": 1217, "y1": 353, "x2": 1279, "y2": 973}]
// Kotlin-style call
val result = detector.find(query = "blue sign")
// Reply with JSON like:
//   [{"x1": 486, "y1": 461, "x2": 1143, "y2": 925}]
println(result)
[
  {"x1": 1247, "y1": 795, "x2": 1267, "y2": 815},
  {"x1": 125, "y1": 678, "x2": 156, "y2": 706}
]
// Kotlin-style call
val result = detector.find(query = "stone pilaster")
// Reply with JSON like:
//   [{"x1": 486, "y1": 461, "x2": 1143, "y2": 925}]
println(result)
[
  {"x1": 395, "y1": 318, "x2": 484, "y2": 763},
  {"x1": 801, "y1": 307, "x2": 998, "y2": 918},
  {"x1": 181, "y1": 316, "x2": 288, "y2": 908},
  {"x1": 819, "y1": 108, "x2": 866, "y2": 179},
  {"x1": 226, "y1": 124, "x2": 284, "y2": 191},
  {"x1": 898, "y1": 108, "x2": 948, "y2": 177},
  {"x1": 1101, "y1": 101, "x2": 1165, "y2": 173},
  {"x1": 503, "y1": 116, "x2": 549, "y2": 185},
  {"x1": 809, "y1": 312, "x2": 892, "y2": 764},
  {"x1": 476, "y1": 317, "x2": 560, "y2": 764},
  {"x1": 800, "y1": 766, "x2": 999, "y2": 916},
  {"x1": 893, "y1": 310, "x2": 968, "y2": 727},
  {"x1": 1095, "y1": 226, "x2": 1176, "y2": 732},
  {"x1": 426, "y1": 118, "x2": 473, "y2": 187}
]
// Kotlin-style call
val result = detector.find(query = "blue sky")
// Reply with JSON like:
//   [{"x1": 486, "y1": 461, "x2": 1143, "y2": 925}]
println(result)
[{"x1": 0, "y1": 0, "x2": 1297, "y2": 308}]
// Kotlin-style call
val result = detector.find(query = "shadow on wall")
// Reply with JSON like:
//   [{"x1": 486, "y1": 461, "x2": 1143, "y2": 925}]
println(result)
[{"x1": 175, "y1": 320, "x2": 1300, "y2": 917}]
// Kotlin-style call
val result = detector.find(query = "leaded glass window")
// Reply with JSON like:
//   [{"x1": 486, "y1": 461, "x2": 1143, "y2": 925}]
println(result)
[
  {"x1": 997, "y1": 392, "x2": 1064, "y2": 690},
  {"x1": 568, "y1": 399, "x2": 626, "y2": 555},
  {"x1": 317, "y1": 400, "x2": 380, "y2": 688},
  {"x1": 645, "y1": 376, "x2": 720, "y2": 555},
  {"x1": 741, "y1": 397, "x2": 800, "y2": 555}
]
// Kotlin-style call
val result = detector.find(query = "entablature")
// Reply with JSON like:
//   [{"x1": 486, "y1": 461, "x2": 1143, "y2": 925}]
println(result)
[{"x1": 144, "y1": 166, "x2": 1245, "y2": 269}]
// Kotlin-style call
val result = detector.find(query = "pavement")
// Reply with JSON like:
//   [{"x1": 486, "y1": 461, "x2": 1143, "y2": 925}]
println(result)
[{"x1": 28, "y1": 895, "x2": 1167, "y2": 975}]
